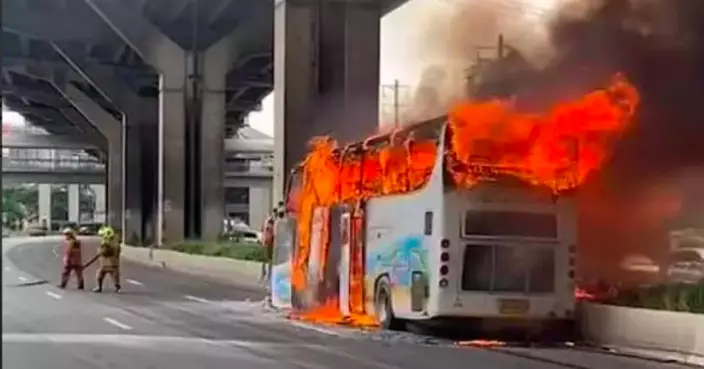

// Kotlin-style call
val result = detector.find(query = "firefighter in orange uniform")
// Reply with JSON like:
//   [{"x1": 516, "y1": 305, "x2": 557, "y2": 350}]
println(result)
[{"x1": 59, "y1": 228, "x2": 85, "y2": 290}]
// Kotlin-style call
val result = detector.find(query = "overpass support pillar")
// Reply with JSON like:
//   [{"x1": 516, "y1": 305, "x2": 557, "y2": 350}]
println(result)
[
  {"x1": 68, "y1": 184, "x2": 80, "y2": 223},
  {"x1": 65, "y1": 86, "x2": 123, "y2": 231},
  {"x1": 91, "y1": 184, "x2": 106, "y2": 223},
  {"x1": 198, "y1": 44, "x2": 229, "y2": 242},
  {"x1": 273, "y1": 0, "x2": 381, "y2": 203},
  {"x1": 152, "y1": 36, "x2": 233, "y2": 243},
  {"x1": 156, "y1": 58, "x2": 187, "y2": 245},
  {"x1": 38, "y1": 184, "x2": 51, "y2": 228}
]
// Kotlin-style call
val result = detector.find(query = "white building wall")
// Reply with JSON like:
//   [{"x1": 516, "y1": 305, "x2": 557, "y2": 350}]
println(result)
[{"x1": 249, "y1": 182, "x2": 273, "y2": 230}]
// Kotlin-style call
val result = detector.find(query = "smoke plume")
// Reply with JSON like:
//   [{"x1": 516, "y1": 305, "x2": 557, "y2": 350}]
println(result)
[{"x1": 413, "y1": 0, "x2": 704, "y2": 282}]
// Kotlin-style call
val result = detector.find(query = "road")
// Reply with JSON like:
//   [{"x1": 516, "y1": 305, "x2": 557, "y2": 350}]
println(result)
[{"x1": 2, "y1": 237, "x2": 691, "y2": 369}]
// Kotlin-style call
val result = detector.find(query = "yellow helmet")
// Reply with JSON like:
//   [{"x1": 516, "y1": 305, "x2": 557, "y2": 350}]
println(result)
[{"x1": 98, "y1": 226, "x2": 115, "y2": 239}]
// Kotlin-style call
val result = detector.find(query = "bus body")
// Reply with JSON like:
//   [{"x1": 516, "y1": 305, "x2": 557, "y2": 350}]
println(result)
[{"x1": 271, "y1": 118, "x2": 577, "y2": 328}]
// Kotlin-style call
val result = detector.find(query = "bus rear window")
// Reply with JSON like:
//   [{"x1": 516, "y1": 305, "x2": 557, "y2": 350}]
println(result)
[{"x1": 464, "y1": 211, "x2": 557, "y2": 238}]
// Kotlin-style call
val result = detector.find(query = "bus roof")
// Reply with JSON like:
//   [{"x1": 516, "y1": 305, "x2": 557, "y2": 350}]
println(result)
[{"x1": 290, "y1": 116, "x2": 446, "y2": 173}]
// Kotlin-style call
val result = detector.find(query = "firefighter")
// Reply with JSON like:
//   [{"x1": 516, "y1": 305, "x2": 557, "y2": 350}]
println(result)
[
  {"x1": 259, "y1": 209, "x2": 276, "y2": 284},
  {"x1": 59, "y1": 227, "x2": 85, "y2": 290},
  {"x1": 86, "y1": 226, "x2": 122, "y2": 293}
]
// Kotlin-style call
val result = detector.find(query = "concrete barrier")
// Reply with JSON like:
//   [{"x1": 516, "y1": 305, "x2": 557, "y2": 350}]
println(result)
[
  {"x1": 120, "y1": 245, "x2": 264, "y2": 289},
  {"x1": 580, "y1": 302, "x2": 704, "y2": 365}
]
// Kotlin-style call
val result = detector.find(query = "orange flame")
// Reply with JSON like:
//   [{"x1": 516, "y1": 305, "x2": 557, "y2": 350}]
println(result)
[{"x1": 288, "y1": 74, "x2": 639, "y2": 326}]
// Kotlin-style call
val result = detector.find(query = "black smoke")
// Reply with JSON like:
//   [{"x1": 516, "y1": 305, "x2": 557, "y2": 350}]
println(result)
[
  {"x1": 488, "y1": 0, "x2": 704, "y2": 187},
  {"x1": 472, "y1": 0, "x2": 704, "y2": 281}
]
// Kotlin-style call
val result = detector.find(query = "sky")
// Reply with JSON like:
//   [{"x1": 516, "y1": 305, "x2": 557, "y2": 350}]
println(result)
[{"x1": 2, "y1": 110, "x2": 25, "y2": 126}]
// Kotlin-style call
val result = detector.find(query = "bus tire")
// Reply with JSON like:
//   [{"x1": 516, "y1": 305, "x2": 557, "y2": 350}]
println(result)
[{"x1": 375, "y1": 279, "x2": 402, "y2": 330}]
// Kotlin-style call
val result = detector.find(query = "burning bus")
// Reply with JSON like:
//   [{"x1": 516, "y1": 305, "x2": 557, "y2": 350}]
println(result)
[{"x1": 270, "y1": 74, "x2": 639, "y2": 331}]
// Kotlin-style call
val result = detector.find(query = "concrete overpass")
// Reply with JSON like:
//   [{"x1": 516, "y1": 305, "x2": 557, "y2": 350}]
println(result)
[{"x1": 3, "y1": 0, "x2": 402, "y2": 244}]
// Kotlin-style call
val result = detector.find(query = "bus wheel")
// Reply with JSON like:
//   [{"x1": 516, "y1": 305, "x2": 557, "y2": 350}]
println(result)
[{"x1": 375, "y1": 279, "x2": 402, "y2": 330}]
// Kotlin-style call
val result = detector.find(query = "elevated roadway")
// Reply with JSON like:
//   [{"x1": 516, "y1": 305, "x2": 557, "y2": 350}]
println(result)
[
  {"x1": 2, "y1": 0, "x2": 406, "y2": 244},
  {"x1": 2, "y1": 157, "x2": 274, "y2": 186}
]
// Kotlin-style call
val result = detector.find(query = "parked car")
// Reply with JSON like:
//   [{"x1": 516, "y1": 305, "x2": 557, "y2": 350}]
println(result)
[
  {"x1": 78, "y1": 223, "x2": 102, "y2": 235},
  {"x1": 666, "y1": 248, "x2": 704, "y2": 284},
  {"x1": 26, "y1": 226, "x2": 48, "y2": 237}
]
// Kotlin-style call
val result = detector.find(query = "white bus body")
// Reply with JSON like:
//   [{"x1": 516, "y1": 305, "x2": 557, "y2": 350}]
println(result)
[{"x1": 272, "y1": 121, "x2": 577, "y2": 329}]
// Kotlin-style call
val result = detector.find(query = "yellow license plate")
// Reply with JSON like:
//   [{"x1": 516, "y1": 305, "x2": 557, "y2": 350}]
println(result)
[{"x1": 498, "y1": 298, "x2": 530, "y2": 315}]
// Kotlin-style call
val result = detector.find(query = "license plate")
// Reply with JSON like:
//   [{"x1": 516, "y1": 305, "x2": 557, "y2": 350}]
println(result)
[{"x1": 498, "y1": 298, "x2": 530, "y2": 315}]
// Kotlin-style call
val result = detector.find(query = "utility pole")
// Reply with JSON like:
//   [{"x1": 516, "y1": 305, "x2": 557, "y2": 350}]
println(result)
[{"x1": 381, "y1": 80, "x2": 409, "y2": 128}]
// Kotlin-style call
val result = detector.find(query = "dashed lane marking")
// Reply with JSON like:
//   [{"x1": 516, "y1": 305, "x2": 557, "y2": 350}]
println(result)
[
  {"x1": 126, "y1": 279, "x2": 143, "y2": 286},
  {"x1": 45, "y1": 291, "x2": 63, "y2": 300},
  {"x1": 18, "y1": 276, "x2": 28, "y2": 282},
  {"x1": 102, "y1": 317, "x2": 133, "y2": 331},
  {"x1": 287, "y1": 320, "x2": 345, "y2": 337},
  {"x1": 183, "y1": 295, "x2": 209, "y2": 303},
  {"x1": 4, "y1": 266, "x2": 10, "y2": 272}
]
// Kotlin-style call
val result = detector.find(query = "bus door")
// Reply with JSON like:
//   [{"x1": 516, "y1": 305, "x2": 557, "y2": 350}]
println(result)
[
  {"x1": 320, "y1": 206, "x2": 342, "y2": 305},
  {"x1": 271, "y1": 215, "x2": 295, "y2": 309},
  {"x1": 349, "y1": 203, "x2": 367, "y2": 316},
  {"x1": 338, "y1": 202, "x2": 367, "y2": 317},
  {"x1": 299, "y1": 206, "x2": 329, "y2": 309}
]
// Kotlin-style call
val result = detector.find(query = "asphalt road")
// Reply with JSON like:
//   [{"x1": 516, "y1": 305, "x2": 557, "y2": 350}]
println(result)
[{"x1": 2, "y1": 237, "x2": 692, "y2": 369}]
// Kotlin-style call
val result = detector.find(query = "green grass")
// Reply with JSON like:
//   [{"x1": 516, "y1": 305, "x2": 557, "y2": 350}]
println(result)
[
  {"x1": 606, "y1": 283, "x2": 704, "y2": 314},
  {"x1": 171, "y1": 240, "x2": 268, "y2": 262}
]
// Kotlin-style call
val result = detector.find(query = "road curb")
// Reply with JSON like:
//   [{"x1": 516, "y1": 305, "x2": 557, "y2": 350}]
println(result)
[
  {"x1": 580, "y1": 302, "x2": 704, "y2": 366},
  {"x1": 120, "y1": 245, "x2": 265, "y2": 290}
]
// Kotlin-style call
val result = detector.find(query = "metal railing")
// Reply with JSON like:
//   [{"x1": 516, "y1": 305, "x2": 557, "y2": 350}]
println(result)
[
  {"x1": 3, "y1": 157, "x2": 272, "y2": 174},
  {"x1": 2, "y1": 157, "x2": 105, "y2": 171}
]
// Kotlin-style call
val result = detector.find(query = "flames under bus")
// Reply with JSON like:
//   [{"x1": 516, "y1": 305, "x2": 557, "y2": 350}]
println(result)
[{"x1": 270, "y1": 117, "x2": 577, "y2": 333}]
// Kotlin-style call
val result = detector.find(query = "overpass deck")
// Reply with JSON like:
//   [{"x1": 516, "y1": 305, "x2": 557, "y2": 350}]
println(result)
[{"x1": 2, "y1": 157, "x2": 273, "y2": 185}]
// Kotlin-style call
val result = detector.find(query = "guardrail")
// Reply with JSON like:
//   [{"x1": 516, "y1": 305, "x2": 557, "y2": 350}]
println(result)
[
  {"x1": 2, "y1": 157, "x2": 105, "y2": 171},
  {"x1": 580, "y1": 303, "x2": 704, "y2": 365}
]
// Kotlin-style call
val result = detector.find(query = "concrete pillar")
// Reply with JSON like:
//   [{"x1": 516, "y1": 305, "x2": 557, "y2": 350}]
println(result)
[
  {"x1": 81, "y1": 2, "x2": 243, "y2": 244},
  {"x1": 157, "y1": 58, "x2": 187, "y2": 245},
  {"x1": 273, "y1": 0, "x2": 381, "y2": 204},
  {"x1": 123, "y1": 122, "x2": 144, "y2": 244},
  {"x1": 65, "y1": 85, "x2": 123, "y2": 230},
  {"x1": 38, "y1": 183, "x2": 51, "y2": 228},
  {"x1": 68, "y1": 184, "x2": 80, "y2": 223},
  {"x1": 198, "y1": 42, "x2": 229, "y2": 241},
  {"x1": 91, "y1": 184, "x2": 106, "y2": 223},
  {"x1": 249, "y1": 184, "x2": 272, "y2": 231}
]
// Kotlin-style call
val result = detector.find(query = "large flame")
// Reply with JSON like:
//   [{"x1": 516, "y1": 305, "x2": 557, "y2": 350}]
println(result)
[{"x1": 288, "y1": 74, "x2": 639, "y2": 326}]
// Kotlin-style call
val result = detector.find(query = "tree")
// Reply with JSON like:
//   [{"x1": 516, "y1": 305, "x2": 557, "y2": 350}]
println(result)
[{"x1": 2, "y1": 186, "x2": 38, "y2": 226}]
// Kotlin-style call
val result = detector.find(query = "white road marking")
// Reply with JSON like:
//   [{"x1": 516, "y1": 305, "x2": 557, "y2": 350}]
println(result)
[
  {"x1": 1, "y1": 333, "x2": 320, "y2": 349},
  {"x1": 45, "y1": 291, "x2": 63, "y2": 300},
  {"x1": 126, "y1": 279, "x2": 143, "y2": 286},
  {"x1": 102, "y1": 317, "x2": 133, "y2": 331},
  {"x1": 18, "y1": 276, "x2": 28, "y2": 282},
  {"x1": 4, "y1": 266, "x2": 10, "y2": 272},
  {"x1": 287, "y1": 320, "x2": 345, "y2": 337},
  {"x1": 183, "y1": 295, "x2": 209, "y2": 303}
]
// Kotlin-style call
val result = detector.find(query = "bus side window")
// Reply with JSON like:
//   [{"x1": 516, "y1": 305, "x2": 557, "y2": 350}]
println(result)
[{"x1": 424, "y1": 211, "x2": 433, "y2": 235}]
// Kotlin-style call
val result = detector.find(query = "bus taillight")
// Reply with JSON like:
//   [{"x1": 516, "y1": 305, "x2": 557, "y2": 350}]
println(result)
[{"x1": 441, "y1": 239, "x2": 450, "y2": 248}]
